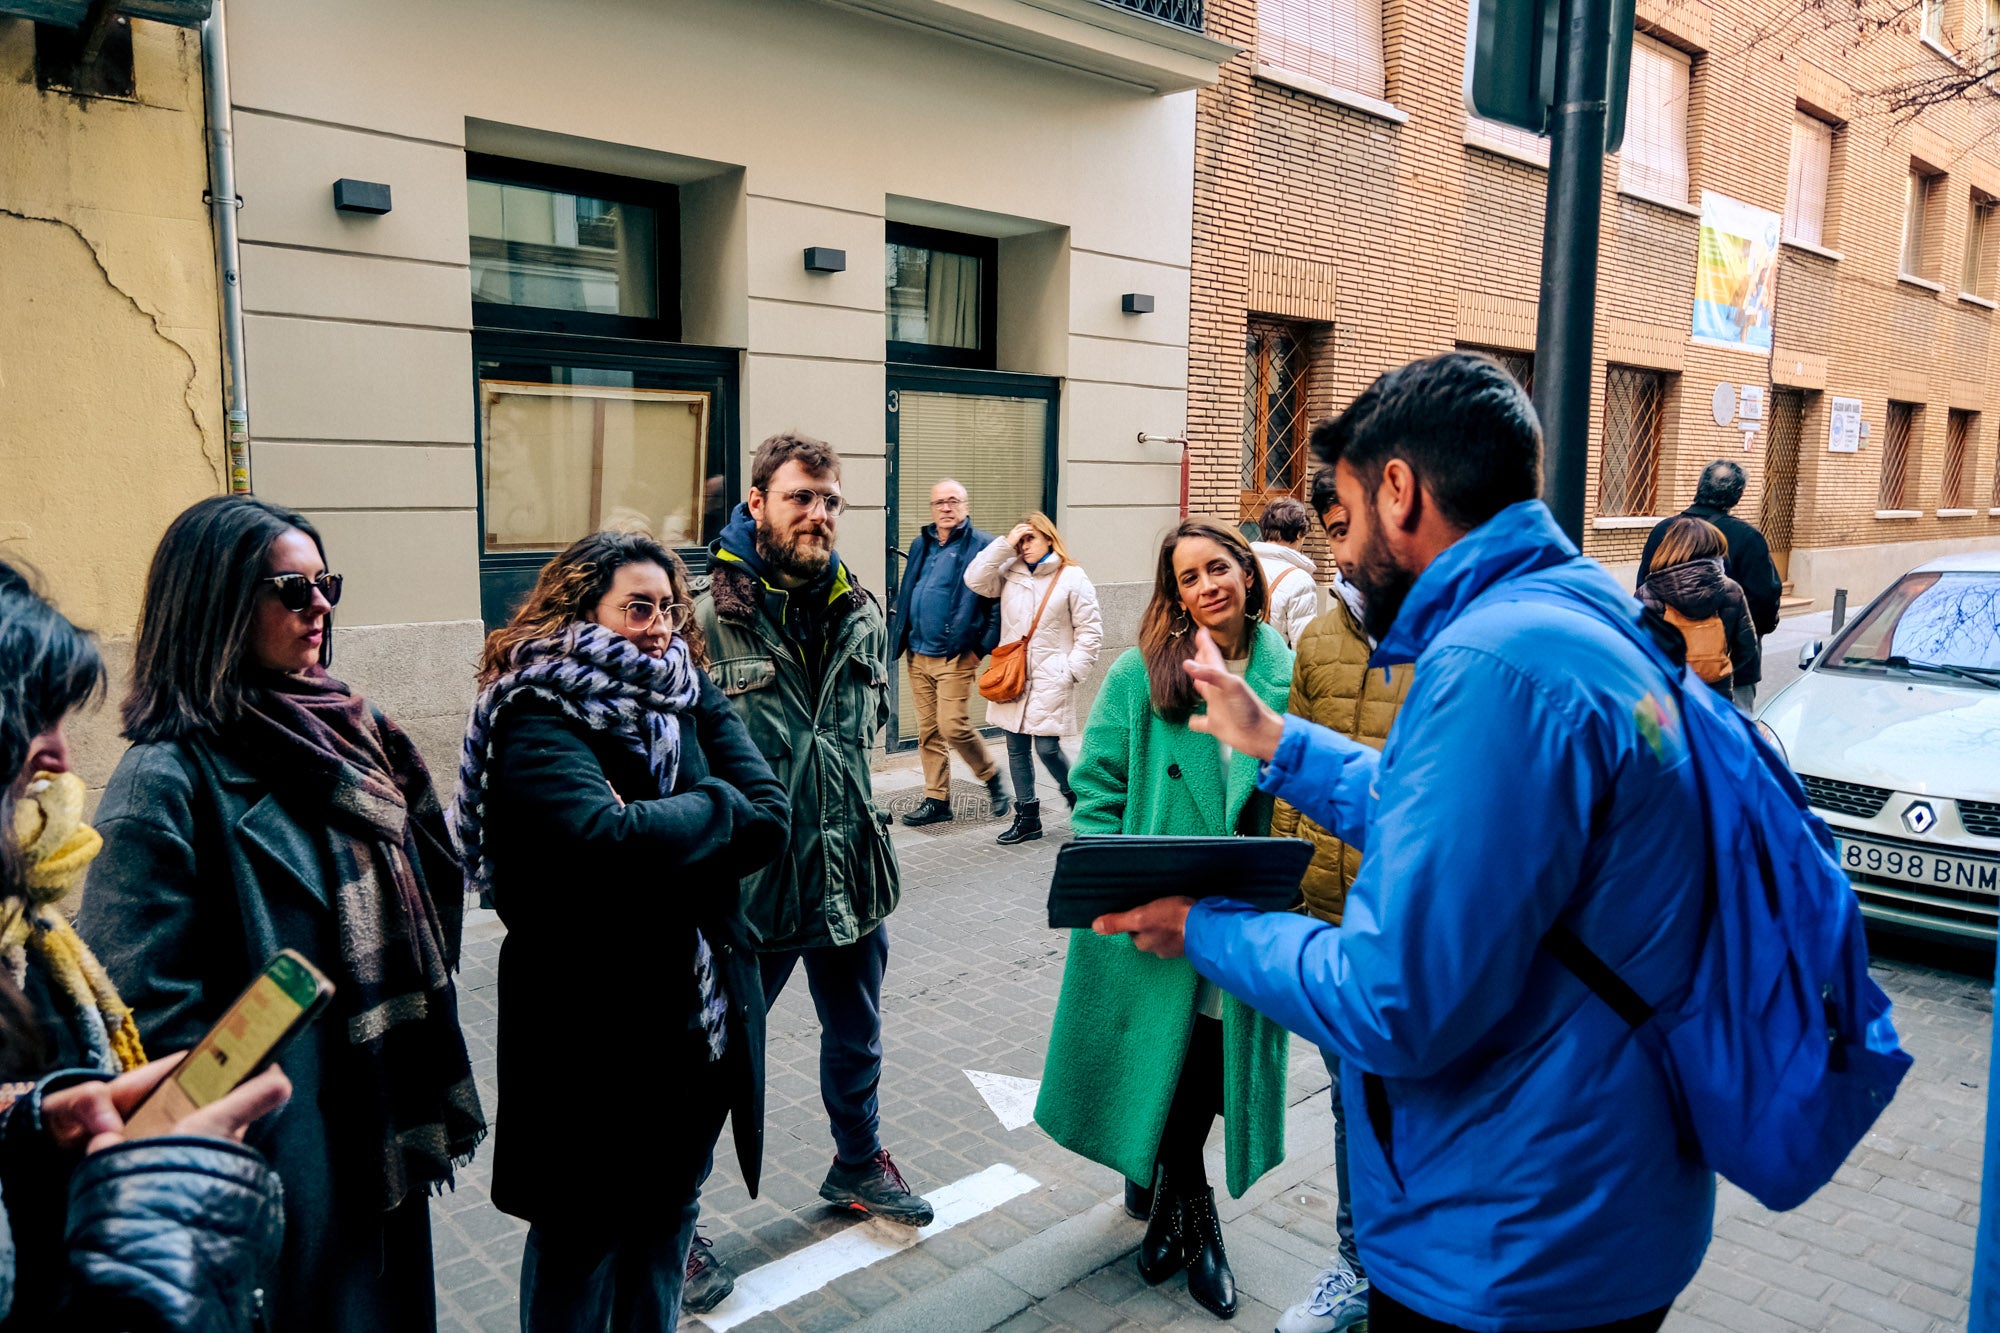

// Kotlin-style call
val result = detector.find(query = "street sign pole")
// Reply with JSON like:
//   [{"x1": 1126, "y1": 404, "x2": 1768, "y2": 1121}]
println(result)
[{"x1": 1531, "y1": 0, "x2": 1613, "y2": 546}]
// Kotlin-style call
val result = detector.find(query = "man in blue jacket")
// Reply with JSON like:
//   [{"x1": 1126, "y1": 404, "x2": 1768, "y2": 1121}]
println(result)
[
  {"x1": 892, "y1": 478, "x2": 1006, "y2": 825},
  {"x1": 1099, "y1": 354, "x2": 1713, "y2": 1333}
]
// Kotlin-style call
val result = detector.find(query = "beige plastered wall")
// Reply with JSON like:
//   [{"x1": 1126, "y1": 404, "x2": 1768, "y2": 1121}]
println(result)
[
  {"x1": 221, "y1": 0, "x2": 1199, "y2": 771},
  {"x1": 0, "y1": 18, "x2": 226, "y2": 792}
]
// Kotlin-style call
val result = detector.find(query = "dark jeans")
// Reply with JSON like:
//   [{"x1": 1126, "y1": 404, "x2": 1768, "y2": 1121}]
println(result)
[
  {"x1": 761, "y1": 923, "x2": 891, "y2": 1166},
  {"x1": 1002, "y1": 730, "x2": 1073, "y2": 805},
  {"x1": 520, "y1": 1031, "x2": 727, "y2": 1333},
  {"x1": 1322, "y1": 1049, "x2": 1362, "y2": 1276},
  {"x1": 1367, "y1": 1290, "x2": 1670, "y2": 1333},
  {"x1": 1158, "y1": 1014, "x2": 1223, "y2": 1189}
]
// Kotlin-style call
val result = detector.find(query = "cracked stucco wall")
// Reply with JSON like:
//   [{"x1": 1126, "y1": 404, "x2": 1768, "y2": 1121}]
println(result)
[{"x1": 0, "y1": 16, "x2": 225, "y2": 788}]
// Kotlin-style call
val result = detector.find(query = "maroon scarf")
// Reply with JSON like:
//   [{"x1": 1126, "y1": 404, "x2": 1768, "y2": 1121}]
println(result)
[{"x1": 223, "y1": 668, "x2": 485, "y2": 1208}]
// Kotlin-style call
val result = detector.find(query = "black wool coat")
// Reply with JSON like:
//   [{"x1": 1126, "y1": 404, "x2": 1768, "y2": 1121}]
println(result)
[
  {"x1": 478, "y1": 674, "x2": 788, "y2": 1227},
  {"x1": 79, "y1": 739, "x2": 461, "y2": 1333}
]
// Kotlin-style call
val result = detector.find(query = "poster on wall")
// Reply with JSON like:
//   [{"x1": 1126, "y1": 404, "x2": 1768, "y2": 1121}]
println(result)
[
  {"x1": 1829, "y1": 397, "x2": 1863, "y2": 453},
  {"x1": 1691, "y1": 191, "x2": 1781, "y2": 354}
]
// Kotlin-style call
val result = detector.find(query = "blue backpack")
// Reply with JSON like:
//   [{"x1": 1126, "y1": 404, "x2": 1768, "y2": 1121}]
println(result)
[{"x1": 1518, "y1": 577, "x2": 1913, "y2": 1213}]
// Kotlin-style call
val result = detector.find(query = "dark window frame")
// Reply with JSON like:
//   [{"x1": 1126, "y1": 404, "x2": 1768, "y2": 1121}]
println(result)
[
  {"x1": 466, "y1": 153, "x2": 682, "y2": 343},
  {"x1": 885, "y1": 222, "x2": 999, "y2": 370}
]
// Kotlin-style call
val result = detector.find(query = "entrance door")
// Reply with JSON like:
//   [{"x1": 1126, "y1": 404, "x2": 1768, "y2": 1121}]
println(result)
[
  {"x1": 885, "y1": 366, "x2": 1059, "y2": 750},
  {"x1": 472, "y1": 330, "x2": 737, "y2": 629},
  {"x1": 1761, "y1": 389, "x2": 1806, "y2": 582}
]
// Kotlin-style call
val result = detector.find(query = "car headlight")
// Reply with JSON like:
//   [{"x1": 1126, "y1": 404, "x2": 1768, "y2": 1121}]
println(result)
[{"x1": 1754, "y1": 718, "x2": 1788, "y2": 765}]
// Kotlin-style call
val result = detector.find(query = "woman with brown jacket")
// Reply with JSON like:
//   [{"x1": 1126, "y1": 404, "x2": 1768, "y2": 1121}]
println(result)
[{"x1": 1268, "y1": 480, "x2": 1413, "y2": 1333}]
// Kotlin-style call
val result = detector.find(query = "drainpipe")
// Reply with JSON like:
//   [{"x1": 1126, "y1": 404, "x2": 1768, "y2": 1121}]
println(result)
[
  {"x1": 1138, "y1": 433, "x2": 1192, "y2": 517},
  {"x1": 202, "y1": 0, "x2": 251, "y2": 494}
]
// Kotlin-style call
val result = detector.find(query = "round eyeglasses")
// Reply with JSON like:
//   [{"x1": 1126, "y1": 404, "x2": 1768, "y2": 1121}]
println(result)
[{"x1": 617, "y1": 599, "x2": 691, "y2": 633}]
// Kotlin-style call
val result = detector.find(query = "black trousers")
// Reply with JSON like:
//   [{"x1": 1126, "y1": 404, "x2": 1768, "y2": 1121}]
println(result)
[
  {"x1": 1156, "y1": 1014, "x2": 1223, "y2": 1189},
  {"x1": 1367, "y1": 1289, "x2": 1671, "y2": 1333}
]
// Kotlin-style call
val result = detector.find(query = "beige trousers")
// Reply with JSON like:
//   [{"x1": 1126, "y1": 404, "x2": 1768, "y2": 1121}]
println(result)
[{"x1": 907, "y1": 652, "x2": 996, "y2": 799}]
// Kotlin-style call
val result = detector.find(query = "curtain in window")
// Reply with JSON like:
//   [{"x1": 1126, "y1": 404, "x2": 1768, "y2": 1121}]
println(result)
[
  {"x1": 1467, "y1": 114, "x2": 1550, "y2": 165},
  {"x1": 924, "y1": 250, "x2": 982, "y2": 350},
  {"x1": 1902, "y1": 171, "x2": 1929, "y2": 278},
  {"x1": 1620, "y1": 35, "x2": 1690, "y2": 204},
  {"x1": 1259, "y1": 0, "x2": 1385, "y2": 98},
  {"x1": 1785, "y1": 113, "x2": 1832, "y2": 247}
]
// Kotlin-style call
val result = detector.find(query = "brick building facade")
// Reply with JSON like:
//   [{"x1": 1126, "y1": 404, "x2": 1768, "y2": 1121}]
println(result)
[{"x1": 1190, "y1": 0, "x2": 2000, "y2": 603}]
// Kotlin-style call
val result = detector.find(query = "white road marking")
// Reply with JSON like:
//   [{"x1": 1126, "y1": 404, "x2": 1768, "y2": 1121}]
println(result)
[
  {"x1": 964, "y1": 1068, "x2": 1041, "y2": 1131},
  {"x1": 696, "y1": 1164, "x2": 1040, "y2": 1332}
]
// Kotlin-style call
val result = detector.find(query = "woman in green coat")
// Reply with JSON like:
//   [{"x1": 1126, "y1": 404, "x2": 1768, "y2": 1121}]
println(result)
[{"x1": 1035, "y1": 518, "x2": 1295, "y2": 1320}]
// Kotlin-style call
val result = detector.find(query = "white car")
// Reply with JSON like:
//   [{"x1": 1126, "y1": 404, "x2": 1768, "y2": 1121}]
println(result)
[{"x1": 1757, "y1": 551, "x2": 2000, "y2": 944}]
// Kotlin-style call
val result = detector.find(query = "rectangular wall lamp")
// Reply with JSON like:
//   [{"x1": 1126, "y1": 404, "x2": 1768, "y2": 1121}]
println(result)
[
  {"x1": 333, "y1": 179, "x2": 393, "y2": 215},
  {"x1": 804, "y1": 247, "x2": 847, "y2": 273},
  {"x1": 1122, "y1": 293, "x2": 1155, "y2": 314}
]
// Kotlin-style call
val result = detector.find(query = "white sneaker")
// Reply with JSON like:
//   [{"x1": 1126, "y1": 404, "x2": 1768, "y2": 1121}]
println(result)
[{"x1": 1274, "y1": 1258, "x2": 1369, "y2": 1333}]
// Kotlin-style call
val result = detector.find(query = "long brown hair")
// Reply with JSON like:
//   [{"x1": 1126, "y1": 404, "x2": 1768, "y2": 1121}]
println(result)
[
  {"x1": 477, "y1": 531, "x2": 707, "y2": 685},
  {"x1": 1138, "y1": 518, "x2": 1269, "y2": 723},
  {"x1": 1652, "y1": 516, "x2": 1728, "y2": 570},
  {"x1": 124, "y1": 496, "x2": 329, "y2": 743}
]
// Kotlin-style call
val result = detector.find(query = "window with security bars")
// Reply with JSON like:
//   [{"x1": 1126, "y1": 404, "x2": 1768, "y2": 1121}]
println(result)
[
  {"x1": 1621, "y1": 36, "x2": 1691, "y2": 205},
  {"x1": 1458, "y1": 345, "x2": 1535, "y2": 395},
  {"x1": 1259, "y1": 0, "x2": 1386, "y2": 99},
  {"x1": 1965, "y1": 193, "x2": 1996, "y2": 295},
  {"x1": 1881, "y1": 402, "x2": 1916, "y2": 510},
  {"x1": 1943, "y1": 410, "x2": 1974, "y2": 508},
  {"x1": 1785, "y1": 112, "x2": 1833, "y2": 248},
  {"x1": 1598, "y1": 366, "x2": 1667, "y2": 517},
  {"x1": 1242, "y1": 324, "x2": 1312, "y2": 505}
]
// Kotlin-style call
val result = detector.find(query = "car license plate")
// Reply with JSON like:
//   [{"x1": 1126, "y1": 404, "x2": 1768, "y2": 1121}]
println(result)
[{"x1": 1836, "y1": 838, "x2": 2000, "y2": 894}]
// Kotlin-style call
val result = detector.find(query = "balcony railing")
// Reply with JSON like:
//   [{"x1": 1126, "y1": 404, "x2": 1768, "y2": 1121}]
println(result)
[{"x1": 1098, "y1": 0, "x2": 1204, "y2": 32}]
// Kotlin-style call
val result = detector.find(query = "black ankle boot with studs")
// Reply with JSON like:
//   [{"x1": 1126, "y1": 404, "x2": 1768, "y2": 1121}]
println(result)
[
  {"x1": 1136, "y1": 1165, "x2": 1184, "y2": 1285},
  {"x1": 1180, "y1": 1186, "x2": 1236, "y2": 1319}
]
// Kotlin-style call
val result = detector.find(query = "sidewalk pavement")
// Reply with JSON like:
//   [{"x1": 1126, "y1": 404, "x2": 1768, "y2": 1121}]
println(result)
[{"x1": 433, "y1": 746, "x2": 1984, "y2": 1333}]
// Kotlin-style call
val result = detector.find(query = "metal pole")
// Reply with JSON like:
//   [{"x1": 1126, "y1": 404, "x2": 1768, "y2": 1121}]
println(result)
[
  {"x1": 202, "y1": 0, "x2": 251, "y2": 494},
  {"x1": 1531, "y1": 0, "x2": 1613, "y2": 545}
]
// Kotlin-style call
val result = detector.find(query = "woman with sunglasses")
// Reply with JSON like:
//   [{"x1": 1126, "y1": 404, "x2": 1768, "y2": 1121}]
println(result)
[
  {"x1": 79, "y1": 495, "x2": 485, "y2": 1333},
  {"x1": 451, "y1": 529, "x2": 788, "y2": 1330}
]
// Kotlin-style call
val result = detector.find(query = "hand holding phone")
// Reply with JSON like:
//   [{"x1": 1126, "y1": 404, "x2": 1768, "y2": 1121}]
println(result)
[
  {"x1": 44, "y1": 1056, "x2": 293, "y2": 1155},
  {"x1": 121, "y1": 949, "x2": 331, "y2": 1141}
]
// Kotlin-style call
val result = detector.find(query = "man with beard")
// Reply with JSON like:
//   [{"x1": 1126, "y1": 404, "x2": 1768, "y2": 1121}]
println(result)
[
  {"x1": 688, "y1": 432, "x2": 934, "y2": 1314},
  {"x1": 1093, "y1": 355, "x2": 1714, "y2": 1332}
]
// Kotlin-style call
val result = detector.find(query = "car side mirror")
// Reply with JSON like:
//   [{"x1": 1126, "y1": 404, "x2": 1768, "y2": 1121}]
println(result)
[{"x1": 1798, "y1": 640, "x2": 1824, "y2": 670}]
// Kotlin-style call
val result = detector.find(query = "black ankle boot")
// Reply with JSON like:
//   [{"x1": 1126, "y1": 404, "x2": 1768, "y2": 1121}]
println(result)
[
  {"x1": 986, "y1": 772, "x2": 1011, "y2": 818},
  {"x1": 996, "y1": 800, "x2": 1042, "y2": 845},
  {"x1": 1180, "y1": 1187, "x2": 1236, "y2": 1318},
  {"x1": 1123, "y1": 1176, "x2": 1153, "y2": 1220},
  {"x1": 1136, "y1": 1166, "x2": 1184, "y2": 1285}
]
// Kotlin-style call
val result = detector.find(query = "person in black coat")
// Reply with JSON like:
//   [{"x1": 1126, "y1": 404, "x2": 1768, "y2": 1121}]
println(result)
[
  {"x1": 0, "y1": 561, "x2": 291, "y2": 1333},
  {"x1": 1636, "y1": 459, "x2": 1784, "y2": 638},
  {"x1": 1635, "y1": 518, "x2": 1762, "y2": 701},
  {"x1": 80, "y1": 497, "x2": 485, "y2": 1333},
  {"x1": 450, "y1": 530, "x2": 788, "y2": 1332}
]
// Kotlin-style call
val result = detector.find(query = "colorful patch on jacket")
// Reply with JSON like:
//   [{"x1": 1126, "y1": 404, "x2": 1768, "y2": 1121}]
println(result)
[{"x1": 1633, "y1": 690, "x2": 1685, "y2": 764}]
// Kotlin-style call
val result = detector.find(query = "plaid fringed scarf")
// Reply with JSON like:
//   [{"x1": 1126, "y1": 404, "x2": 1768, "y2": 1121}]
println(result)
[
  {"x1": 225, "y1": 669, "x2": 487, "y2": 1210},
  {"x1": 448, "y1": 624, "x2": 725, "y2": 1057}
]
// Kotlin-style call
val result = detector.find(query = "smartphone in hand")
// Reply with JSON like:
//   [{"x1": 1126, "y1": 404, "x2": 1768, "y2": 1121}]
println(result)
[{"x1": 122, "y1": 949, "x2": 333, "y2": 1139}]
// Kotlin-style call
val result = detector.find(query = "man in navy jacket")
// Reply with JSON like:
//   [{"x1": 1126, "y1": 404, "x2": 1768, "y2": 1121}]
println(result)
[
  {"x1": 892, "y1": 478, "x2": 1005, "y2": 825},
  {"x1": 1099, "y1": 355, "x2": 1713, "y2": 1333}
]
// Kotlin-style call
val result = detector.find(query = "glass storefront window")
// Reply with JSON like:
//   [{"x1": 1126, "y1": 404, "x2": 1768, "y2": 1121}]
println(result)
[{"x1": 468, "y1": 178, "x2": 660, "y2": 319}]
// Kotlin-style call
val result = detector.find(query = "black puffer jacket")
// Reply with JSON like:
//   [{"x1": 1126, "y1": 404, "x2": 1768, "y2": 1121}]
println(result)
[
  {"x1": 60, "y1": 1136, "x2": 285, "y2": 1332},
  {"x1": 1636, "y1": 557, "x2": 1761, "y2": 688}
]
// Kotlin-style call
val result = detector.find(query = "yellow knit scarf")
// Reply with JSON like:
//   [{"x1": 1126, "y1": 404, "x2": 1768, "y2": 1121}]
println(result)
[{"x1": 5, "y1": 772, "x2": 145, "y2": 1073}]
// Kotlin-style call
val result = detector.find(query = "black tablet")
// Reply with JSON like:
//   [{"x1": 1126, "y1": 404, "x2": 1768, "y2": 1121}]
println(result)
[{"x1": 1047, "y1": 835, "x2": 1312, "y2": 929}]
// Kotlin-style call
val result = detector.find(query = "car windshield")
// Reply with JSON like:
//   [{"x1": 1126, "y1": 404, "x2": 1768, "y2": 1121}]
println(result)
[{"x1": 1825, "y1": 571, "x2": 2000, "y2": 684}]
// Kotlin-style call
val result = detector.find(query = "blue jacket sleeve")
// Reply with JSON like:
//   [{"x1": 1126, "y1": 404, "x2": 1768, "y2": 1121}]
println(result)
[
  {"x1": 1257, "y1": 714, "x2": 1379, "y2": 851},
  {"x1": 1190, "y1": 645, "x2": 1600, "y2": 1079}
]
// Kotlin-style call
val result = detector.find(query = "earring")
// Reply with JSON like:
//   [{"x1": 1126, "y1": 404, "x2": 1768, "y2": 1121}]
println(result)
[{"x1": 1169, "y1": 607, "x2": 1192, "y2": 638}]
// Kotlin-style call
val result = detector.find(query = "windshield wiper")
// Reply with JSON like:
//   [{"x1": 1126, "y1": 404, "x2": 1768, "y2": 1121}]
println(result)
[{"x1": 1883, "y1": 655, "x2": 2000, "y2": 688}]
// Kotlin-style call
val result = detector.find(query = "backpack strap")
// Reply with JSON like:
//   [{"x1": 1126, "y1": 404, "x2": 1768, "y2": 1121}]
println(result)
[
  {"x1": 1543, "y1": 924, "x2": 1655, "y2": 1028},
  {"x1": 1270, "y1": 565, "x2": 1302, "y2": 593}
]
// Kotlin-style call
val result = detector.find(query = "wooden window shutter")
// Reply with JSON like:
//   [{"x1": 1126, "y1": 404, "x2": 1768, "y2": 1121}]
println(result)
[
  {"x1": 1259, "y1": 0, "x2": 1385, "y2": 99},
  {"x1": 1619, "y1": 35, "x2": 1691, "y2": 204},
  {"x1": 1785, "y1": 112, "x2": 1832, "y2": 247}
]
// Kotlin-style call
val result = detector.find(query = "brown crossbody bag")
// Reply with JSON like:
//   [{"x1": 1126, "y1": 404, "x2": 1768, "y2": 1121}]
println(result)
[{"x1": 978, "y1": 562, "x2": 1063, "y2": 704}]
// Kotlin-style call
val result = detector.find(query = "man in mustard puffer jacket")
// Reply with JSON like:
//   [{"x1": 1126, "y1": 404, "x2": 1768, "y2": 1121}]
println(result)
[{"x1": 1270, "y1": 468, "x2": 1412, "y2": 1333}]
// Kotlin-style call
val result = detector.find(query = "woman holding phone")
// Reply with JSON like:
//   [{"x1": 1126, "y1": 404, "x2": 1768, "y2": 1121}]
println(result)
[
  {"x1": 80, "y1": 496, "x2": 485, "y2": 1333},
  {"x1": 0, "y1": 561, "x2": 291, "y2": 1332},
  {"x1": 1034, "y1": 519, "x2": 1294, "y2": 1320},
  {"x1": 450, "y1": 530, "x2": 788, "y2": 1330},
  {"x1": 963, "y1": 512, "x2": 1102, "y2": 844}
]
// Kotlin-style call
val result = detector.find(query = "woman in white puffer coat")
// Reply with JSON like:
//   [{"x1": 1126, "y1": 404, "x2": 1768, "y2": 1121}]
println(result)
[{"x1": 965, "y1": 513, "x2": 1103, "y2": 845}]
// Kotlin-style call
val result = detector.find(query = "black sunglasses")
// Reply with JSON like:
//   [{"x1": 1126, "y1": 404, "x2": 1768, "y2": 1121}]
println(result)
[{"x1": 259, "y1": 572, "x2": 343, "y2": 613}]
